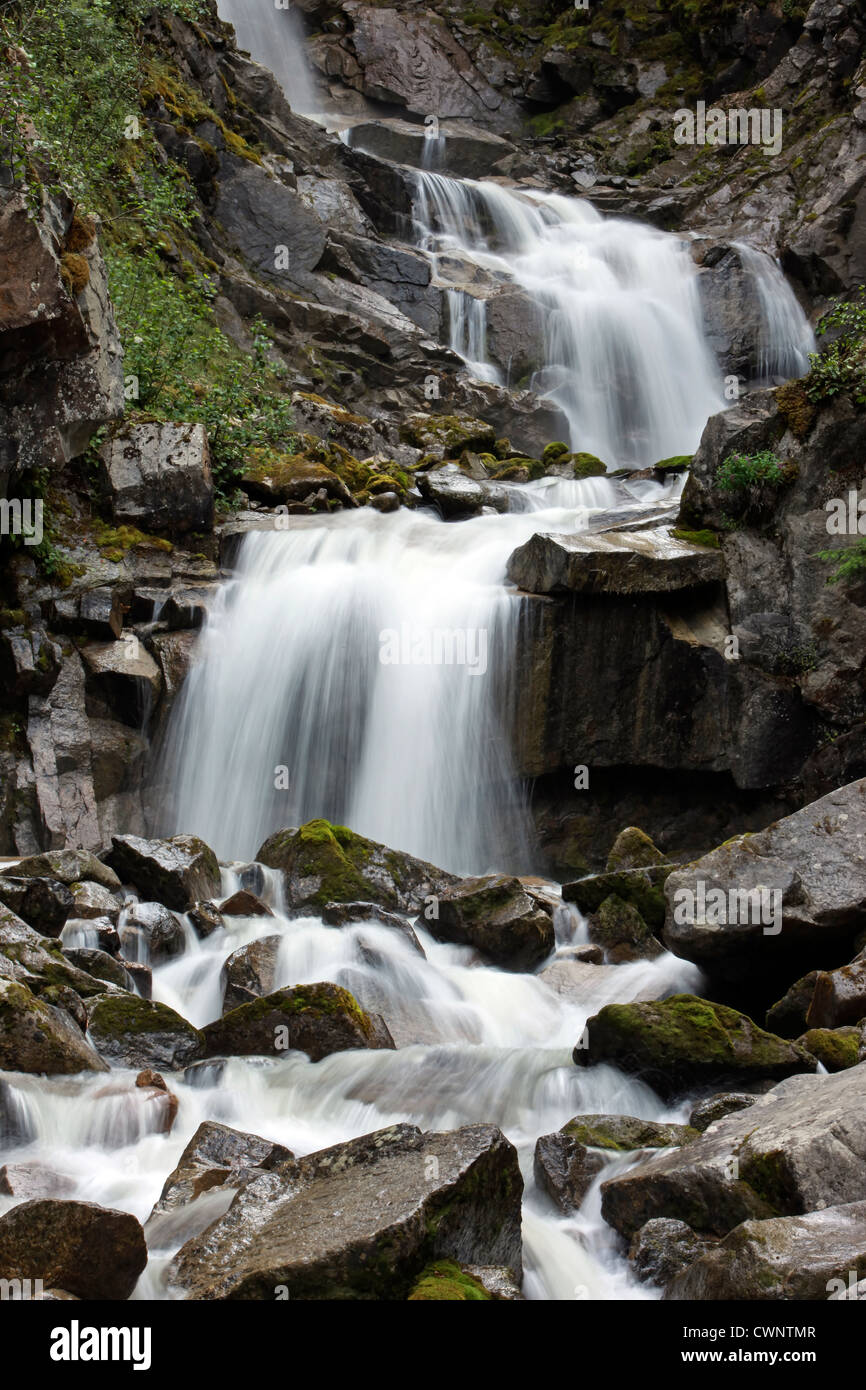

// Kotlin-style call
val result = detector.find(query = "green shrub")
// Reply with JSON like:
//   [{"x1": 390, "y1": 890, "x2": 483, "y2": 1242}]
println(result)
[
  {"x1": 716, "y1": 450, "x2": 788, "y2": 492},
  {"x1": 806, "y1": 288, "x2": 866, "y2": 404}
]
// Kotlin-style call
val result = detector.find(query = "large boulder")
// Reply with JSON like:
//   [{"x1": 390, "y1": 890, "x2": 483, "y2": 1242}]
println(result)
[
  {"x1": 533, "y1": 1133, "x2": 603, "y2": 1214},
  {"x1": 120, "y1": 901, "x2": 185, "y2": 964},
  {"x1": 666, "y1": 1202, "x2": 866, "y2": 1301},
  {"x1": 0, "y1": 979, "x2": 107, "y2": 1075},
  {"x1": 562, "y1": 863, "x2": 674, "y2": 932},
  {"x1": 98, "y1": 422, "x2": 214, "y2": 534},
  {"x1": 601, "y1": 1065, "x2": 866, "y2": 1241},
  {"x1": 0, "y1": 877, "x2": 73, "y2": 937},
  {"x1": 430, "y1": 875, "x2": 554, "y2": 971},
  {"x1": 105, "y1": 834, "x2": 221, "y2": 911},
  {"x1": 4, "y1": 850, "x2": 120, "y2": 892},
  {"x1": 663, "y1": 780, "x2": 866, "y2": 980},
  {"x1": 215, "y1": 156, "x2": 327, "y2": 286},
  {"x1": 203, "y1": 982, "x2": 394, "y2": 1062},
  {"x1": 149, "y1": 1121, "x2": 293, "y2": 1217},
  {"x1": 169, "y1": 1123, "x2": 523, "y2": 1299},
  {"x1": 87, "y1": 994, "x2": 205, "y2": 1071},
  {"x1": 561, "y1": 1114, "x2": 699, "y2": 1152},
  {"x1": 256, "y1": 819, "x2": 457, "y2": 913},
  {"x1": 629, "y1": 1218, "x2": 714, "y2": 1289},
  {"x1": 80, "y1": 640, "x2": 163, "y2": 727},
  {"x1": 574, "y1": 995, "x2": 816, "y2": 1098},
  {"x1": 0, "y1": 1200, "x2": 146, "y2": 1300},
  {"x1": 506, "y1": 527, "x2": 724, "y2": 596}
]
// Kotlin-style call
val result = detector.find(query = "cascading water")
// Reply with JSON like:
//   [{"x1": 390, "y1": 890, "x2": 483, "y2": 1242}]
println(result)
[
  {"x1": 216, "y1": 0, "x2": 319, "y2": 115},
  {"x1": 413, "y1": 173, "x2": 728, "y2": 464},
  {"x1": 733, "y1": 241, "x2": 816, "y2": 382}
]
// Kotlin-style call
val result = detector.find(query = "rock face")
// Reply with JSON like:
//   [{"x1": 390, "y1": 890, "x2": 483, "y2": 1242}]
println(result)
[
  {"x1": 0, "y1": 1200, "x2": 147, "y2": 1301},
  {"x1": 666, "y1": 1202, "x2": 866, "y2": 1301},
  {"x1": 430, "y1": 875, "x2": 554, "y2": 971},
  {"x1": 662, "y1": 780, "x2": 866, "y2": 982},
  {"x1": 0, "y1": 979, "x2": 107, "y2": 1075},
  {"x1": 507, "y1": 527, "x2": 724, "y2": 597},
  {"x1": 256, "y1": 819, "x2": 457, "y2": 912},
  {"x1": 87, "y1": 994, "x2": 204, "y2": 1071},
  {"x1": 150, "y1": 1121, "x2": 293, "y2": 1216},
  {"x1": 169, "y1": 1123, "x2": 523, "y2": 1299},
  {"x1": 105, "y1": 834, "x2": 221, "y2": 910},
  {"x1": 98, "y1": 423, "x2": 214, "y2": 535},
  {"x1": 574, "y1": 995, "x2": 816, "y2": 1099},
  {"x1": 203, "y1": 982, "x2": 394, "y2": 1062},
  {"x1": 601, "y1": 1065, "x2": 866, "y2": 1241}
]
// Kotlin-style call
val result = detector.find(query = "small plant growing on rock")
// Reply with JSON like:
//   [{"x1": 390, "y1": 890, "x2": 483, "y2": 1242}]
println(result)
[{"x1": 806, "y1": 287, "x2": 866, "y2": 404}]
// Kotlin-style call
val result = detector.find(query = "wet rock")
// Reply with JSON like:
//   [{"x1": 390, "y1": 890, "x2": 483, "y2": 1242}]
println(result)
[
  {"x1": 219, "y1": 889, "x2": 274, "y2": 918},
  {"x1": 341, "y1": 117, "x2": 514, "y2": 179},
  {"x1": 241, "y1": 452, "x2": 354, "y2": 508},
  {"x1": 688, "y1": 1092, "x2": 757, "y2": 1132},
  {"x1": 0, "y1": 1163, "x2": 76, "y2": 1199},
  {"x1": 601, "y1": 1065, "x2": 866, "y2": 1241},
  {"x1": 533, "y1": 1132, "x2": 604, "y2": 1214},
  {"x1": 98, "y1": 422, "x2": 213, "y2": 534},
  {"x1": 105, "y1": 833, "x2": 221, "y2": 910},
  {"x1": 0, "y1": 979, "x2": 107, "y2": 1075},
  {"x1": 256, "y1": 819, "x2": 457, "y2": 913},
  {"x1": 204, "y1": 982, "x2": 394, "y2": 1062},
  {"x1": 430, "y1": 875, "x2": 555, "y2": 971},
  {"x1": 507, "y1": 526, "x2": 724, "y2": 596},
  {"x1": 806, "y1": 957, "x2": 866, "y2": 1030},
  {"x1": 4, "y1": 850, "x2": 120, "y2": 892},
  {"x1": 169, "y1": 1122, "x2": 522, "y2": 1299},
  {"x1": 122, "y1": 962, "x2": 152, "y2": 999},
  {"x1": 87, "y1": 994, "x2": 204, "y2": 1071},
  {"x1": 322, "y1": 900, "x2": 424, "y2": 954},
  {"x1": 69, "y1": 880, "x2": 121, "y2": 923},
  {"x1": 666, "y1": 1202, "x2": 866, "y2": 1301},
  {"x1": 150, "y1": 1120, "x2": 293, "y2": 1216},
  {"x1": 765, "y1": 971, "x2": 821, "y2": 1038},
  {"x1": 399, "y1": 413, "x2": 496, "y2": 460},
  {"x1": 663, "y1": 780, "x2": 866, "y2": 978},
  {"x1": 574, "y1": 994, "x2": 816, "y2": 1098},
  {"x1": 629, "y1": 1219, "x2": 713, "y2": 1289},
  {"x1": 0, "y1": 1199, "x2": 147, "y2": 1301},
  {"x1": 416, "y1": 465, "x2": 488, "y2": 519},
  {"x1": 562, "y1": 1114, "x2": 699, "y2": 1152},
  {"x1": 0, "y1": 876, "x2": 73, "y2": 936},
  {"x1": 586, "y1": 893, "x2": 663, "y2": 963},
  {"x1": 188, "y1": 901, "x2": 224, "y2": 939},
  {"x1": 62, "y1": 948, "x2": 135, "y2": 992},
  {"x1": 221, "y1": 936, "x2": 281, "y2": 1014},
  {"x1": 797, "y1": 1026, "x2": 862, "y2": 1072},
  {"x1": 120, "y1": 901, "x2": 185, "y2": 964}
]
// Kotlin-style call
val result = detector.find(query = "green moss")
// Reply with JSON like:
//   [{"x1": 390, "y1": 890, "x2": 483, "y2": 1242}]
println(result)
[
  {"x1": 672, "y1": 528, "x2": 721, "y2": 548},
  {"x1": 89, "y1": 994, "x2": 200, "y2": 1039},
  {"x1": 561, "y1": 1114, "x2": 699, "y2": 1151},
  {"x1": 797, "y1": 1026, "x2": 861, "y2": 1071},
  {"x1": 571, "y1": 452, "x2": 607, "y2": 479},
  {"x1": 92, "y1": 522, "x2": 174, "y2": 559},
  {"x1": 775, "y1": 380, "x2": 816, "y2": 439},
  {"x1": 408, "y1": 1260, "x2": 492, "y2": 1301},
  {"x1": 542, "y1": 441, "x2": 570, "y2": 463},
  {"x1": 654, "y1": 454, "x2": 692, "y2": 472}
]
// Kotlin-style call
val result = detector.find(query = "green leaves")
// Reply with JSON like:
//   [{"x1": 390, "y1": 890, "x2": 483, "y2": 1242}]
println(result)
[
  {"x1": 806, "y1": 287, "x2": 866, "y2": 405},
  {"x1": 716, "y1": 450, "x2": 787, "y2": 492}
]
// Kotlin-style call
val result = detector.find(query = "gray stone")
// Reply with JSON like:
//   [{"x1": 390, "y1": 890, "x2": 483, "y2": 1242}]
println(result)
[
  {"x1": 507, "y1": 526, "x2": 724, "y2": 596},
  {"x1": 106, "y1": 834, "x2": 221, "y2": 911},
  {"x1": 99, "y1": 422, "x2": 213, "y2": 534}
]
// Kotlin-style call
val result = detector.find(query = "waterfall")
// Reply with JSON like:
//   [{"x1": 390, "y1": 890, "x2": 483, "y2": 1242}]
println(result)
[
  {"x1": 216, "y1": 0, "x2": 318, "y2": 115},
  {"x1": 413, "y1": 173, "x2": 728, "y2": 465},
  {"x1": 733, "y1": 241, "x2": 816, "y2": 382}
]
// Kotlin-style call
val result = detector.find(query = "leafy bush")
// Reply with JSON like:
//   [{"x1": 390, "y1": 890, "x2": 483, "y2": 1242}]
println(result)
[
  {"x1": 716, "y1": 450, "x2": 788, "y2": 492},
  {"x1": 806, "y1": 288, "x2": 866, "y2": 404}
]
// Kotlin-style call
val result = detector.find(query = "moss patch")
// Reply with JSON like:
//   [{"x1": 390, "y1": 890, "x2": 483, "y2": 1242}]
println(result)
[{"x1": 408, "y1": 1260, "x2": 492, "y2": 1301}]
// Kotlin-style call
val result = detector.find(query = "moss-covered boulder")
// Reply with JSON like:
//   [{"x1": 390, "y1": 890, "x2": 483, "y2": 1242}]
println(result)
[
  {"x1": 0, "y1": 910, "x2": 114, "y2": 1001},
  {"x1": 586, "y1": 893, "x2": 663, "y2": 963},
  {"x1": 203, "y1": 982, "x2": 394, "y2": 1062},
  {"x1": 606, "y1": 826, "x2": 667, "y2": 873},
  {"x1": 241, "y1": 451, "x2": 354, "y2": 508},
  {"x1": 765, "y1": 971, "x2": 820, "y2": 1038},
  {"x1": 431, "y1": 874, "x2": 555, "y2": 971},
  {"x1": 256, "y1": 819, "x2": 456, "y2": 913},
  {"x1": 105, "y1": 833, "x2": 220, "y2": 911},
  {"x1": 562, "y1": 862, "x2": 675, "y2": 931},
  {"x1": 561, "y1": 1114, "x2": 699, "y2": 1152},
  {"x1": 0, "y1": 979, "x2": 107, "y2": 1075},
  {"x1": 574, "y1": 994, "x2": 817, "y2": 1097},
  {"x1": 408, "y1": 1259, "x2": 493, "y2": 1300},
  {"x1": 0, "y1": 1199, "x2": 147, "y2": 1301},
  {"x1": 87, "y1": 994, "x2": 205, "y2": 1071},
  {"x1": 399, "y1": 413, "x2": 496, "y2": 459},
  {"x1": 542, "y1": 441, "x2": 570, "y2": 464},
  {"x1": 797, "y1": 1026, "x2": 862, "y2": 1072},
  {"x1": 2, "y1": 850, "x2": 121, "y2": 892},
  {"x1": 570, "y1": 451, "x2": 607, "y2": 479}
]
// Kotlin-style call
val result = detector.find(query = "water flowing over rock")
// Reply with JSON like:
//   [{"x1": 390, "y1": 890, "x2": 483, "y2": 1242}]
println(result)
[
  {"x1": 150, "y1": 1120, "x2": 294, "y2": 1217},
  {"x1": 203, "y1": 982, "x2": 394, "y2": 1062},
  {"x1": 168, "y1": 1122, "x2": 523, "y2": 1300}
]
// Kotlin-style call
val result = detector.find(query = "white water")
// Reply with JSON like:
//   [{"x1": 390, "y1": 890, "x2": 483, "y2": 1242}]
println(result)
[
  {"x1": 413, "y1": 173, "x2": 727, "y2": 464},
  {"x1": 0, "y1": 878, "x2": 702, "y2": 1301},
  {"x1": 216, "y1": 0, "x2": 318, "y2": 115},
  {"x1": 161, "y1": 473, "x2": 681, "y2": 871},
  {"x1": 733, "y1": 241, "x2": 816, "y2": 382}
]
